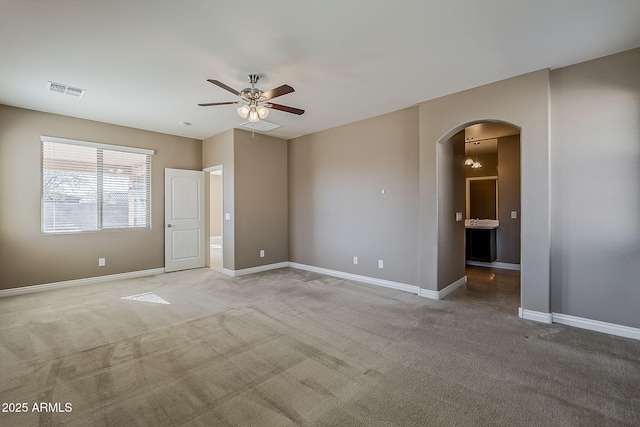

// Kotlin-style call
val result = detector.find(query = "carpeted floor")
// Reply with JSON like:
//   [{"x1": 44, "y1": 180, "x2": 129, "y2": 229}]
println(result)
[{"x1": 0, "y1": 267, "x2": 638, "y2": 426}]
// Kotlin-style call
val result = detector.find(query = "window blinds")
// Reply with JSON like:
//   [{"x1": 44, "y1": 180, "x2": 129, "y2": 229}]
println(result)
[{"x1": 41, "y1": 137, "x2": 154, "y2": 233}]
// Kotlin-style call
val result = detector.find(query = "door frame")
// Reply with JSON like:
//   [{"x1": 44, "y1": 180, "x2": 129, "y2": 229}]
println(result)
[{"x1": 204, "y1": 165, "x2": 224, "y2": 271}]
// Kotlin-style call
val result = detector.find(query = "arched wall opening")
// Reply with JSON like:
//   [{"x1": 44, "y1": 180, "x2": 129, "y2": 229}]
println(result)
[
  {"x1": 436, "y1": 121, "x2": 521, "y2": 306},
  {"x1": 418, "y1": 69, "x2": 551, "y2": 320}
]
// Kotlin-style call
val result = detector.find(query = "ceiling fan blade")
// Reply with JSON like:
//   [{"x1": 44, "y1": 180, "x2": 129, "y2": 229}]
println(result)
[
  {"x1": 262, "y1": 84, "x2": 294, "y2": 100},
  {"x1": 207, "y1": 79, "x2": 240, "y2": 96},
  {"x1": 267, "y1": 103, "x2": 305, "y2": 115},
  {"x1": 198, "y1": 101, "x2": 240, "y2": 106}
]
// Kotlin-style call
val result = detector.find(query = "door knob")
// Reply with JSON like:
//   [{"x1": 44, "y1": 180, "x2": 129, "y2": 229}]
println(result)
[{"x1": 167, "y1": 224, "x2": 172, "y2": 227}]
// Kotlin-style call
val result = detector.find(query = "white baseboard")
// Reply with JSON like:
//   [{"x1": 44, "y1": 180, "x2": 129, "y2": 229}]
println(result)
[
  {"x1": 439, "y1": 276, "x2": 467, "y2": 299},
  {"x1": 466, "y1": 261, "x2": 521, "y2": 271},
  {"x1": 289, "y1": 262, "x2": 420, "y2": 295},
  {"x1": 419, "y1": 276, "x2": 467, "y2": 300},
  {"x1": 221, "y1": 268, "x2": 236, "y2": 276},
  {"x1": 552, "y1": 313, "x2": 640, "y2": 341},
  {"x1": 519, "y1": 307, "x2": 553, "y2": 324},
  {"x1": 419, "y1": 288, "x2": 439, "y2": 299},
  {"x1": 223, "y1": 262, "x2": 290, "y2": 277},
  {"x1": 0, "y1": 268, "x2": 166, "y2": 298}
]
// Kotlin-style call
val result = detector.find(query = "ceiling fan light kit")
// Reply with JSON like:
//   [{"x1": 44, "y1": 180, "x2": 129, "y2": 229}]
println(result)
[{"x1": 200, "y1": 74, "x2": 304, "y2": 124}]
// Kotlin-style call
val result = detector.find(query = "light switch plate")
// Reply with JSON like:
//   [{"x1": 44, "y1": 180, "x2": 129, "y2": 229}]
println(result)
[
  {"x1": 225, "y1": 213, "x2": 231, "y2": 220},
  {"x1": 98, "y1": 258, "x2": 105, "y2": 267},
  {"x1": 511, "y1": 211, "x2": 518, "y2": 219},
  {"x1": 259, "y1": 250, "x2": 265, "y2": 258},
  {"x1": 378, "y1": 260, "x2": 384, "y2": 269},
  {"x1": 353, "y1": 256, "x2": 358, "y2": 265},
  {"x1": 456, "y1": 212, "x2": 463, "y2": 221}
]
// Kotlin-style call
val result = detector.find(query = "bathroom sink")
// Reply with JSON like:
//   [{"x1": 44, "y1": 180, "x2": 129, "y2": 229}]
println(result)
[{"x1": 465, "y1": 219, "x2": 499, "y2": 229}]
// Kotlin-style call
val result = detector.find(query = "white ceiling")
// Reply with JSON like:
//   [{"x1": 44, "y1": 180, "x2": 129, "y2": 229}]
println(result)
[{"x1": 1, "y1": 1, "x2": 640, "y2": 141}]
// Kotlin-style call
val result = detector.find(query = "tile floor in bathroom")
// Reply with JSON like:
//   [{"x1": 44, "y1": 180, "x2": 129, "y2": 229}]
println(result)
[{"x1": 447, "y1": 266, "x2": 521, "y2": 316}]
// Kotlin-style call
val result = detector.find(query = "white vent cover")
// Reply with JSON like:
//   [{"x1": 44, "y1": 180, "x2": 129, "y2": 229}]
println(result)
[
  {"x1": 239, "y1": 120, "x2": 281, "y2": 132},
  {"x1": 47, "y1": 81, "x2": 86, "y2": 98}
]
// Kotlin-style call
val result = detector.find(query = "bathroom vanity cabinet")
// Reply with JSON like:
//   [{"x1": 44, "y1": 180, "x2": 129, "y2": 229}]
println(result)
[{"x1": 466, "y1": 227, "x2": 497, "y2": 262}]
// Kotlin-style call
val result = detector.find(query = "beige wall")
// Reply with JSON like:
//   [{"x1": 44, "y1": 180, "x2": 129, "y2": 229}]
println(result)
[
  {"x1": 550, "y1": 47, "x2": 640, "y2": 328},
  {"x1": 289, "y1": 107, "x2": 420, "y2": 285},
  {"x1": 0, "y1": 105, "x2": 201, "y2": 289},
  {"x1": 233, "y1": 129, "x2": 288, "y2": 270}
]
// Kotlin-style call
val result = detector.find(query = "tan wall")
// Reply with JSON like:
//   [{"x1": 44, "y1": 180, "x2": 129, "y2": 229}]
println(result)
[
  {"x1": 497, "y1": 135, "x2": 521, "y2": 264},
  {"x1": 289, "y1": 107, "x2": 420, "y2": 285},
  {"x1": 233, "y1": 129, "x2": 288, "y2": 270},
  {"x1": 437, "y1": 131, "x2": 466, "y2": 288},
  {"x1": 0, "y1": 105, "x2": 201, "y2": 289},
  {"x1": 203, "y1": 129, "x2": 234, "y2": 270},
  {"x1": 550, "y1": 47, "x2": 640, "y2": 328}
]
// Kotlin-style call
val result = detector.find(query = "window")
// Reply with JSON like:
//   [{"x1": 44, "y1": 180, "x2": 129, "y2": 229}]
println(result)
[{"x1": 41, "y1": 136, "x2": 154, "y2": 233}]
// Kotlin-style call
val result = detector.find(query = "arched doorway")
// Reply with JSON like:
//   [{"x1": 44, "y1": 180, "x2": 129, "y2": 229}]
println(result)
[
  {"x1": 417, "y1": 70, "x2": 551, "y2": 322},
  {"x1": 437, "y1": 121, "x2": 521, "y2": 314}
]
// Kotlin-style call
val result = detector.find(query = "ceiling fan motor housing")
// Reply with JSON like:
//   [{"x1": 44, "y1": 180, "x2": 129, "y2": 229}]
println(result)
[
  {"x1": 240, "y1": 88, "x2": 265, "y2": 103},
  {"x1": 241, "y1": 74, "x2": 266, "y2": 104}
]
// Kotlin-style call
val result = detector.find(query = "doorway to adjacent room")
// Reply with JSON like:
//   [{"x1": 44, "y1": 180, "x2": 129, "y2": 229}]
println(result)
[{"x1": 209, "y1": 167, "x2": 223, "y2": 272}]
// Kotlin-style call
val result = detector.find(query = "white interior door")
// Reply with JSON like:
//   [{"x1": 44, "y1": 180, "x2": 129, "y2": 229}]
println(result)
[{"x1": 165, "y1": 168, "x2": 205, "y2": 272}]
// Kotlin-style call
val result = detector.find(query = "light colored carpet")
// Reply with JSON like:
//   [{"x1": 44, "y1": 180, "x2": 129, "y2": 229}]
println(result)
[{"x1": 0, "y1": 267, "x2": 638, "y2": 426}]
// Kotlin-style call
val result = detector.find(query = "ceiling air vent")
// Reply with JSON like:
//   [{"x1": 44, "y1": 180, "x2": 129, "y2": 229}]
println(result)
[
  {"x1": 47, "y1": 81, "x2": 86, "y2": 98},
  {"x1": 239, "y1": 120, "x2": 281, "y2": 132}
]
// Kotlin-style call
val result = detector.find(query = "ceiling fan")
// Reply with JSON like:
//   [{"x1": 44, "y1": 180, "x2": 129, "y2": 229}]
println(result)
[{"x1": 198, "y1": 74, "x2": 305, "y2": 122}]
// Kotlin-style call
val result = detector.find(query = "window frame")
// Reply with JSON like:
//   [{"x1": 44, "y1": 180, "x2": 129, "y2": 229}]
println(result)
[{"x1": 41, "y1": 136, "x2": 155, "y2": 234}]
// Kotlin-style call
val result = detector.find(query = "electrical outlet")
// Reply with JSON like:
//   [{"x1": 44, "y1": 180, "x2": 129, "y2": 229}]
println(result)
[
  {"x1": 378, "y1": 260, "x2": 384, "y2": 269},
  {"x1": 98, "y1": 258, "x2": 105, "y2": 267},
  {"x1": 353, "y1": 256, "x2": 358, "y2": 265},
  {"x1": 259, "y1": 249, "x2": 265, "y2": 258},
  {"x1": 456, "y1": 212, "x2": 463, "y2": 221}
]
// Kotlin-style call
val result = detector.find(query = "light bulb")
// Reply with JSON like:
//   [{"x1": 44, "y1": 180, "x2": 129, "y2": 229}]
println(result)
[
  {"x1": 248, "y1": 109, "x2": 259, "y2": 122},
  {"x1": 256, "y1": 105, "x2": 269, "y2": 119},
  {"x1": 471, "y1": 161, "x2": 483, "y2": 169},
  {"x1": 237, "y1": 105, "x2": 250, "y2": 119},
  {"x1": 465, "y1": 157, "x2": 474, "y2": 166}
]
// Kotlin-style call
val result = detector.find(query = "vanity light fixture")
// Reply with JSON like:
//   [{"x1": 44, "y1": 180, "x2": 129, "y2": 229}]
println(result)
[
  {"x1": 464, "y1": 137, "x2": 475, "y2": 166},
  {"x1": 471, "y1": 141, "x2": 483, "y2": 169}
]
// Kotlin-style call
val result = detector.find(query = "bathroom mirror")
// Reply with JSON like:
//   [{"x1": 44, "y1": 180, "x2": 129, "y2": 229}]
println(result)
[{"x1": 466, "y1": 176, "x2": 498, "y2": 220}]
